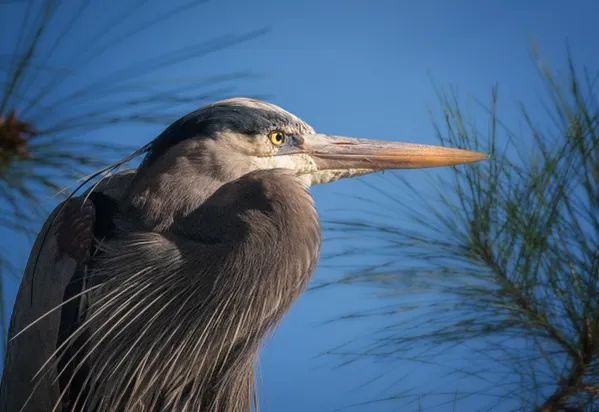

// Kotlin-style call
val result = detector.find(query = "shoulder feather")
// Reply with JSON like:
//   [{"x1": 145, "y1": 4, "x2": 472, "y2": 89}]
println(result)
[{"x1": 0, "y1": 170, "x2": 134, "y2": 412}]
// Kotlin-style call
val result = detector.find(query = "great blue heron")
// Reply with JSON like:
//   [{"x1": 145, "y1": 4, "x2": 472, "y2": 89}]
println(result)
[{"x1": 0, "y1": 98, "x2": 487, "y2": 412}]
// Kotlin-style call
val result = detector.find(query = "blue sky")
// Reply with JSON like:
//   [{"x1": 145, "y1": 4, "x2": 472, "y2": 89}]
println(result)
[{"x1": 1, "y1": 0, "x2": 599, "y2": 410}]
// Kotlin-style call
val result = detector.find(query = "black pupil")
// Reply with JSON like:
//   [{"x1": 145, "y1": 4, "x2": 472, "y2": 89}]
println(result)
[{"x1": 275, "y1": 133, "x2": 283, "y2": 142}]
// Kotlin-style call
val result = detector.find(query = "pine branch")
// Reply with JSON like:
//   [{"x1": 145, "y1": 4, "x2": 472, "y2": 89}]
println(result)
[{"x1": 323, "y1": 41, "x2": 599, "y2": 410}]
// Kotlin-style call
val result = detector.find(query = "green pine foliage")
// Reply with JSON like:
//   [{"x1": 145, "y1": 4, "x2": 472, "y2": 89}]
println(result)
[{"x1": 326, "y1": 44, "x2": 599, "y2": 411}]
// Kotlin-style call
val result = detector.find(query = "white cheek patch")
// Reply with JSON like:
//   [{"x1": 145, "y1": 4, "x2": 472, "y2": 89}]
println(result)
[
  {"x1": 306, "y1": 169, "x2": 374, "y2": 186},
  {"x1": 249, "y1": 155, "x2": 375, "y2": 187},
  {"x1": 250, "y1": 154, "x2": 318, "y2": 176}
]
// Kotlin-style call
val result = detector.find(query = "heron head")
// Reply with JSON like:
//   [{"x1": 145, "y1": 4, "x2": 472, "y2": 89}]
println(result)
[{"x1": 141, "y1": 97, "x2": 487, "y2": 187}]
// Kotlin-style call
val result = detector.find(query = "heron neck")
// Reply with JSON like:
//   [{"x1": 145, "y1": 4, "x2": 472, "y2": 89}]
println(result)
[{"x1": 124, "y1": 167, "x2": 226, "y2": 232}]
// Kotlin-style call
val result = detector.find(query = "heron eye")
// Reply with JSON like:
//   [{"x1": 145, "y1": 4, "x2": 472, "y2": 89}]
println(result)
[{"x1": 269, "y1": 131, "x2": 286, "y2": 146}]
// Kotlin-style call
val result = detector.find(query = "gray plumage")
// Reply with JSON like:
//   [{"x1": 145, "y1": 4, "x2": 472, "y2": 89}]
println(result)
[{"x1": 0, "y1": 98, "x2": 487, "y2": 412}]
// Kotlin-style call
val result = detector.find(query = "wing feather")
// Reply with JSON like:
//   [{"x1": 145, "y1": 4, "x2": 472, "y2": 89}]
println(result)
[{"x1": 0, "y1": 170, "x2": 135, "y2": 412}]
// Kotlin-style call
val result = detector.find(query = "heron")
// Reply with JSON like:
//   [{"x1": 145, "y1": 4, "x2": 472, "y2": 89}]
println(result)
[{"x1": 0, "y1": 98, "x2": 487, "y2": 412}]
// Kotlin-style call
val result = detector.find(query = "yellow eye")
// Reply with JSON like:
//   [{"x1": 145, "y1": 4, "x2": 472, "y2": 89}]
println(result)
[{"x1": 269, "y1": 131, "x2": 286, "y2": 145}]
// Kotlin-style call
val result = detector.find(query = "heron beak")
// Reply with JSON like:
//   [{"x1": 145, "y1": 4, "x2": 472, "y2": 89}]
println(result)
[{"x1": 299, "y1": 134, "x2": 489, "y2": 171}]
